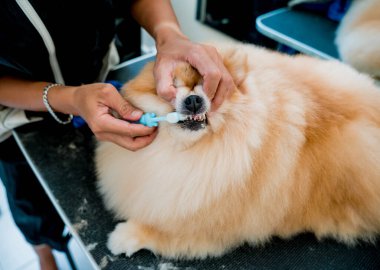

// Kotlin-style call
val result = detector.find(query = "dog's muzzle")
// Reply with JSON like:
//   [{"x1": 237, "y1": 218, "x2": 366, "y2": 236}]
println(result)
[{"x1": 178, "y1": 95, "x2": 208, "y2": 131}]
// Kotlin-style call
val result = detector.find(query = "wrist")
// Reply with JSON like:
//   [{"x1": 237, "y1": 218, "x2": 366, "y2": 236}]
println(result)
[
  {"x1": 154, "y1": 22, "x2": 188, "y2": 47},
  {"x1": 47, "y1": 84, "x2": 79, "y2": 116}
]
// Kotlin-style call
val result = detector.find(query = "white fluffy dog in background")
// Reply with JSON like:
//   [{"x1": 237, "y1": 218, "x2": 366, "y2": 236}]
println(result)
[{"x1": 336, "y1": 0, "x2": 380, "y2": 80}]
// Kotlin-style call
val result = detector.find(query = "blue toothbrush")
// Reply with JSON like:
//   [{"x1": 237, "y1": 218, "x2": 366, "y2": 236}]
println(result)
[{"x1": 137, "y1": 112, "x2": 186, "y2": 127}]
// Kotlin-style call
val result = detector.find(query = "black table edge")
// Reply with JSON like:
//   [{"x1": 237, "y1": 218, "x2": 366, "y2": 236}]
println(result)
[{"x1": 13, "y1": 126, "x2": 101, "y2": 269}]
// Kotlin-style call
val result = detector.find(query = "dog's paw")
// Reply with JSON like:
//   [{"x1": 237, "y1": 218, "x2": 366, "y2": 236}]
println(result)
[{"x1": 107, "y1": 221, "x2": 145, "y2": 257}]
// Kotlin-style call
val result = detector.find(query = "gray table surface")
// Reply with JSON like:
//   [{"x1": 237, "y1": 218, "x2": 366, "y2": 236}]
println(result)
[
  {"x1": 12, "y1": 54, "x2": 380, "y2": 270},
  {"x1": 256, "y1": 8, "x2": 339, "y2": 59}
]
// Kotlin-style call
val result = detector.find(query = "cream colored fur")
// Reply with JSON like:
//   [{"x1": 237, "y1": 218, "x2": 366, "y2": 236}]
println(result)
[
  {"x1": 336, "y1": 0, "x2": 380, "y2": 79},
  {"x1": 96, "y1": 42, "x2": 380, "y2": 259}
]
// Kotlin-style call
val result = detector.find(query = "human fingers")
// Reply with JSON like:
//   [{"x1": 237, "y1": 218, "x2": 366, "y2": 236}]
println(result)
[
  {"x1": 74, "y1": 83, "x2": 143, "y2": 122},
  {"x1": 197, "y1": 45, "x2": 235, "y2": 111},
  {"x1": 98, "y1": 128, "x2": 158, "y2": 151},
  {"x1": 80, "y1": 84, "x2": 154, "y2": 137},
  {"x1": 93, "y1": 113, "x2": 156, "y2": 140},
  {"x1": 101, "y1": 85, "x2": 143, "y2": 121},
  {"x1": 185, "y1": 44, "x2": 222, "y2": 100},
  {"x1": 154, "y1": 58, "x2": 177, "y2": 102},
  {"x1": 208, "y1": 60, "x2": 235, "y2": 111},
  {"x1": 210, "y1": 76, "x2": 234, "y2": 111}
]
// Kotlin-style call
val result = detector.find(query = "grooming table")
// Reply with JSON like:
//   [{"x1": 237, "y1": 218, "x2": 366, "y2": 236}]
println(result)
[
  {"x1": 13, "y1": 54, "x2": 380, "y2": 270},
  {"x1": 256, "y1": 8, "x2": 340, "y2": 59}
]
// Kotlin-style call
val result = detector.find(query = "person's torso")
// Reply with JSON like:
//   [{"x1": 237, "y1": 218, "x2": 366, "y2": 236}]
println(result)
[{"x1": 0, "y1": 0, "x2": 117, "y2": 85}]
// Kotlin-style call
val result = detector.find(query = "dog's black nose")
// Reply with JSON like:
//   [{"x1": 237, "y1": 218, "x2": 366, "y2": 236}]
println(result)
[{"x1": 184, "y1": 95, "x2": 204, "y2": 114}]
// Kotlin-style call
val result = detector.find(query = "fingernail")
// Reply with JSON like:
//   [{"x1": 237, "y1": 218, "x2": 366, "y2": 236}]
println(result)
[{"x1": 131, "y1": 110, "x2": 142, "y2": 118}]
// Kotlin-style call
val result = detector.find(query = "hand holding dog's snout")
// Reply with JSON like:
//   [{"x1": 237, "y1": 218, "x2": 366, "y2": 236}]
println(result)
[
  {"x1": 154, "y1": 36, "x2": 235, "y2": 111},
  {"x1": 72, "y1": 83, "x2": 157, "y2": 151},
  {"x1": 193, "y1": 44, "x2": 236, "y2": 111}
]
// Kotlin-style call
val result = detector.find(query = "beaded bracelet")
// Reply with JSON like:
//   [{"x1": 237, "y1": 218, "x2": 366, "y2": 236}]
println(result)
[{"x1": 42, "y1": 83, "x2": 73, "y2": 125}]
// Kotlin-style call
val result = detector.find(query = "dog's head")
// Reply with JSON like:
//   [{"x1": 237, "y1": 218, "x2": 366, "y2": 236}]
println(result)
[
  {"x1": 122, "y1": 60, "x2": 243, "y2": 146},
  {"x1": 172, "y1": 63, "x2": 210, "y2": 132}
]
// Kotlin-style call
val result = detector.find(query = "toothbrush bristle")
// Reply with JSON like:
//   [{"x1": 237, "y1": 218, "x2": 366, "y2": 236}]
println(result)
[
  {"x1": 166, "y1": 112, "x2": 183, "y2": 123},
  {"x1": 178, "y1": 114, "x2": 186, "y2": 121}
]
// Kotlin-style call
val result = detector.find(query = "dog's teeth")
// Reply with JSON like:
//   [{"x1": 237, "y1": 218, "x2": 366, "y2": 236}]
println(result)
[{"x1": 183, "y1": 114, "x2": 206, "y2": 122}]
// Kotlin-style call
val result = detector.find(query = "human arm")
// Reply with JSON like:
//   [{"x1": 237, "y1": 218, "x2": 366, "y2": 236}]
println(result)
[
  {"x1": 0, "y1": 76, "x2": 157, "y2": 150},
  {"x1": 130, "y1": 0, "x2": 235, "y2": 110}
]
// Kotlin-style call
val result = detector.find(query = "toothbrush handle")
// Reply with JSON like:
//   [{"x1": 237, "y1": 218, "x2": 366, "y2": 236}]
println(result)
[
  {"x1": 133, "y1": 112, "x2": 180, "y2": 126},
  {"x1": 133, "y1": 113, "x2": 158, "y2": 127}
]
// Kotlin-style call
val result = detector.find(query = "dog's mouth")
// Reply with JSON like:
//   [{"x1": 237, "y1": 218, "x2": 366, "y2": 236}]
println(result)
[{"x1": 178, "y1": 113, "x2": 208, "y2": 131}]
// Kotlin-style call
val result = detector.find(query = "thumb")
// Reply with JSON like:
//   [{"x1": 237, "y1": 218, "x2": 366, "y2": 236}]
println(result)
[
  {"x1": 154, "y1": 63, "x2": 177, "y2": 102},
  {"x1": 157, "y1": 79, "x2": 176, "y2": 102},
  {"x1": 107, "y1": 90, "x2": 143, "y2": 121}
]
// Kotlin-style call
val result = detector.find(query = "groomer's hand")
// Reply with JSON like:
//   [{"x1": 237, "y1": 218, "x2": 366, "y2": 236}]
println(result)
[
  {"x1": 153, "y1": 24, "x2": 235, "y2": 111},
  {"x1": 70, "y1": 83, "x2": 157, "y2": 151}
]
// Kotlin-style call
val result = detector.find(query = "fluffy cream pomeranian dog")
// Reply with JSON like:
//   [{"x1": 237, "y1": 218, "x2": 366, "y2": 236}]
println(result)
[
  {"x1": 336, "y1": 0, "x2": 380, "y2": 79},
  {"x1": 95, "y1": 42, "x2": 380, "y2": 259}
]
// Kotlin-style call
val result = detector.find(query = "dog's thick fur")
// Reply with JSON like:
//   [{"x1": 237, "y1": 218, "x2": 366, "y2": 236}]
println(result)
[
  {"x1": 96, "y1": 42, "x2": 380, "y2": 259},
  {"x1": 336, "y1": 0, "x2": 380, "y2": 79}
]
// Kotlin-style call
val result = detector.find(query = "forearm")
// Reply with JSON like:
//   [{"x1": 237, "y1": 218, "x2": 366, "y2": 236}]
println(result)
[
  {"x1": 131, "y1": 0, "x2": 188, "y2": 45},
  {"x1": 0, "y1": 76, "x2": 77, "y2": 115},
  {"x1": 0, "y1": 76, "x2": 156, "y2": 150}
]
